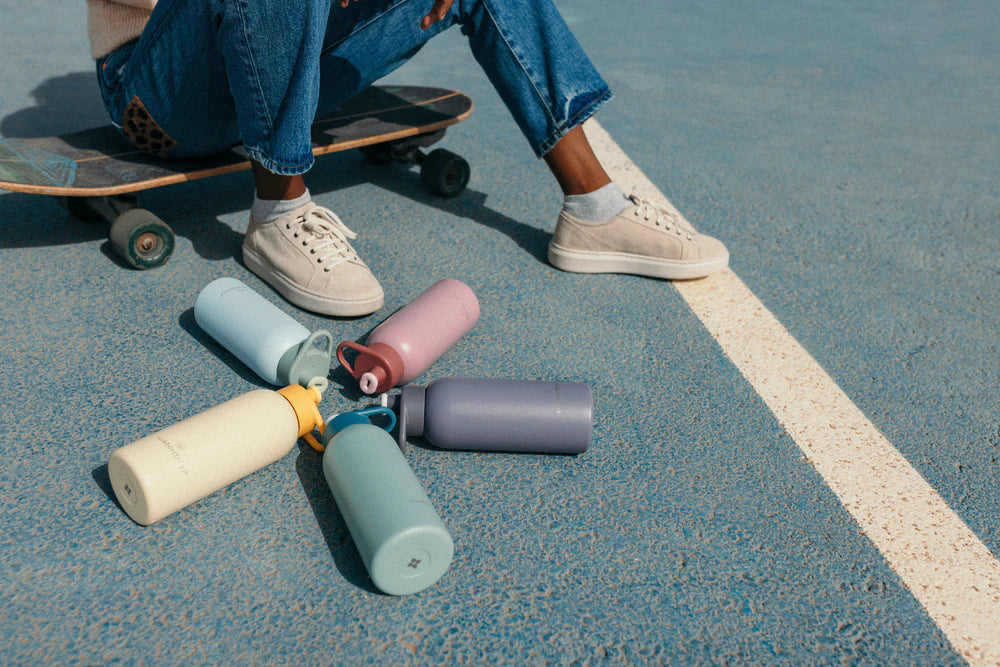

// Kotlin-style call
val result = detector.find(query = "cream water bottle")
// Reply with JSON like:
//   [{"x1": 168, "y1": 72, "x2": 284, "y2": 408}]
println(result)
[
  {"x1": 386, "y1": 377, "x2": 593, "y2": 453},
  {"x1": 108, "y1": 383, "x2": 326, "y2": 526},
  {"x1": 195, "y1": 277, "x2": 334, "y2": 387},
  {"x1": 321, "y1": 407, "x2": 453, "y2": 595},
  {"x1": 337, "y1": 278, "x2": 479, "y2": 394}
]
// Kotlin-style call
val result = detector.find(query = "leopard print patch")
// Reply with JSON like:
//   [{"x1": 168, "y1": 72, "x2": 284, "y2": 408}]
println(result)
[{"x1": 122, "y1": 96, "x2": 177, "y2": 156}]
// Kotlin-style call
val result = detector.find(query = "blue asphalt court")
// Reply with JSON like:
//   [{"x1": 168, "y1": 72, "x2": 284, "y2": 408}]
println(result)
[{"x1": 1, "y1": 1, "x2": 998, "y2": 664}]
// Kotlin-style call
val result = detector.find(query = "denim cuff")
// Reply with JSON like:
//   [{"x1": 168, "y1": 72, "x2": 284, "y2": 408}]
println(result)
[
  {"x1": 536, "y1": 87, "x2": 614, "y2": 158},
  {"x1": 244, "y1": 145, "x2": 316, "y2": 176}
]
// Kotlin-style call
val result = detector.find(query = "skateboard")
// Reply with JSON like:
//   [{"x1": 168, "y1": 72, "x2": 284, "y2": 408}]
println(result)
[{"x1": 0, "y1": 86, "x2": 473, "y2": 269}]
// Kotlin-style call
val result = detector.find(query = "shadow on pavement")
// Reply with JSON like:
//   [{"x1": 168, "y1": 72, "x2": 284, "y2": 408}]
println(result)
[
  {"x1": 1, "y1": 74, "x2": 551, "y2": 267},
  {"x1": 295, "y1": 443, "x2": 383, "y2": 595},
  {"x1": 1, "y1": 72, "x2": 109, "y2": 139}
]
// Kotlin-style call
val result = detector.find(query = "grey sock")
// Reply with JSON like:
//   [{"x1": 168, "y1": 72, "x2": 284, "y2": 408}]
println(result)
[
  {"x1": 562, "y1": 182, "x2": 629, "y2": 223},
  {"x1": 251, "y1": 189, "x2": 311, "y2": 223}
]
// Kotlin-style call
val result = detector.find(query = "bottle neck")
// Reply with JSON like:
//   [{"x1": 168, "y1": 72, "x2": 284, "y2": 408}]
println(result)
[{"x1": 390, "y1": 384, "x2": 426, "y2": 452}]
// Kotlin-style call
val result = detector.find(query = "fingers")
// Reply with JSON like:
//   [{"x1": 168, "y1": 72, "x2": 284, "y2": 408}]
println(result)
[{"x1": 420, "y1": 0, "x2": 454, "y2": 30}]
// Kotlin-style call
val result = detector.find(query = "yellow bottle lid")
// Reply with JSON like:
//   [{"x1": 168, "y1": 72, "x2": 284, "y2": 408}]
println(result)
[{"x1": 277, "y1": 384, "x2": 324, "y2": 437}]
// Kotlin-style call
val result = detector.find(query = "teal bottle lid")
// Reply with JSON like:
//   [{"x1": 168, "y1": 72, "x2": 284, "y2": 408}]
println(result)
[
  {"x1": 323, "y1": 406, "x2": 396, "y2": 445},
  {"x1": 277, "y1": 329, "x2": 335, "y2": 387}
]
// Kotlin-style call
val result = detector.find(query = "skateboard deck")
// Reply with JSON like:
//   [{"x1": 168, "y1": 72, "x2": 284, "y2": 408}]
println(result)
[
  {"x1": 0, "y1": 86, "x2": 472, "y2": 195},
  {"x1": 0, "y1": 85, "x2": 473, "y2": 268}
]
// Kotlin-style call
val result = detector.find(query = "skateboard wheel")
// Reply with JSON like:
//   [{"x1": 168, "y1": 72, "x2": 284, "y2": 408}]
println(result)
[
  {"x1": 359, "y1": 143, "x2": 394, "y2": 165},
  {"x1": 56, "y1": 196, "x2": 104, "y2": 223},
  {"x1": 109, "y1": 209, "x2": 175, "y2": 270},
  {"x1": 420, "y1": 149, "x2": 470, "y2": 198}
]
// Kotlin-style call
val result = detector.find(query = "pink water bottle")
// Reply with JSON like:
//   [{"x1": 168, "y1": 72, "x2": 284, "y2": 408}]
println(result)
[{"x1": 337, "y1": 279, "x2": 479, "y2": 394}]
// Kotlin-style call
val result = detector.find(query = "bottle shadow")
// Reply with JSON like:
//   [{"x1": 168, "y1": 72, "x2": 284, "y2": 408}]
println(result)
[
  {"x1": 177, "y1": 307, "x2": 272, "y2": 388},
  {"x1": 294, "y1": 442, "x2": 382, "y2": 594},
  {"x1": 91, "y1": 463, "x2": 123, "y2": 510}
]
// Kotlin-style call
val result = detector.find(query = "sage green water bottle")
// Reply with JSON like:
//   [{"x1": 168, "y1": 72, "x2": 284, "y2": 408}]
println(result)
[{"x1": 321, "y1": 407, "x2": 453, "y2": 595}]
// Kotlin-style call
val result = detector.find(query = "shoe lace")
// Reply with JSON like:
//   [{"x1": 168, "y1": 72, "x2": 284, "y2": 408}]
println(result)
[
  {"x1": 628, "y1": 190, "x2": 695, "y2": 241},
  {"x1": 289, "y1": 203, "x2": 363, "y2": 272}
]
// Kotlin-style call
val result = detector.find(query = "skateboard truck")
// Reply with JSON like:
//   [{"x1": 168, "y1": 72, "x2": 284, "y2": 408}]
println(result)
[
  {"x1": 57, "y1": 194, "x2": 175, "y2": 270},
  {"x1": 360, "y1": 129, "x2": 471, "y2": 198}
]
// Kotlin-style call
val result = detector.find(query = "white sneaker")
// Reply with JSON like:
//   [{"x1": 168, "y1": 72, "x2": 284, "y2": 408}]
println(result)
[
  {"x1": 242, "y1": 202, "x2": 384, "y2": 316},
  {"x1": 548, "y1": 191, "x2": 729, "y2": 280}
]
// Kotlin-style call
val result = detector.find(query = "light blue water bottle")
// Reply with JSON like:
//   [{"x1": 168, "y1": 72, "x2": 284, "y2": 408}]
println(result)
[
  {"x1": 321, "y1": 407, "x2": 454, "y2": 595},
  {"x1": 194, "y1": 277, "x2": 334, "y2": 387}
]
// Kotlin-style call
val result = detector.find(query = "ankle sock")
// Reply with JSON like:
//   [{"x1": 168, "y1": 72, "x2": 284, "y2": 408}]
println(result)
[
  {"x1": 251, "y1": 189, "x2": 311, "y2": 223},
  {"x1": 562, "y1": 182, "x2": 629, "y2": 223}
]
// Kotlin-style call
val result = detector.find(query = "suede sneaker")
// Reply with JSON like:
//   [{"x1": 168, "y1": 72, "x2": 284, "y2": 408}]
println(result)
[
  {"x1": 243, "y1": 202, "x2": 384, "y2": 316},
  {"x1": 548, "y1": 190, "x2": 729, "y2": 280}
]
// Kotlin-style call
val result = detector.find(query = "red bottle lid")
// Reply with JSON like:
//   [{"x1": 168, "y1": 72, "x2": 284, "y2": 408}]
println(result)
[{"x1": 336, "y1": 341, "x2": 405, "y2": 394}]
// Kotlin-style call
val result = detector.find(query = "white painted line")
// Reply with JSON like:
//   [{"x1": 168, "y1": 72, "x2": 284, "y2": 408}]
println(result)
[{"x1": 584, "y1": 119, "x2": 1000, "y2": 665}]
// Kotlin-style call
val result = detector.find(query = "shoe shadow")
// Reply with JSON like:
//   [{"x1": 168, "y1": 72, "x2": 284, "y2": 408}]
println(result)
[
  {"x1": 0, "y1": 122, "x2": 549, "y2": 269},
  {"x1": 308, "y1": 156, "x2": 553, "y2": 266}
]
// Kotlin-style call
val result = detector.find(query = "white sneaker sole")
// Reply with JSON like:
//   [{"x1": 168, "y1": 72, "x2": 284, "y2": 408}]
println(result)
[
  {"x1": 548, "y1": 243, "x2": 729, "y2": 280},
  {"x1": 243, "y1": 246, "x2": 384, "y2": 317}
]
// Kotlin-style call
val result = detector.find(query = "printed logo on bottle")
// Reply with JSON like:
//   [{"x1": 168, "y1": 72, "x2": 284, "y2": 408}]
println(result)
[
  {"x1": 400, "y1": 550, "x2": 432, "y2": 577},
  {"x1": 120, "y1": 481, "x2": 137, "y2": 505}
]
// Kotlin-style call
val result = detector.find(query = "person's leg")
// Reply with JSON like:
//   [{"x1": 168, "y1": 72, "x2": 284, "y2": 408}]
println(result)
[
  {"x1": 316, "y1": 0, "x2": 612, "y2": 164},
  {"x1": 250, "y1": 162, "x2": 307, "y2": 201},
  {"x1": 316, "y1": 0, "x2": 726, "y2": 279},
  {"x1": 315, "y1": 1, "x2": 614, "y2": 207},
  {"x1": 542, "y1": 125, "x2": 611, "y2": 196},
  {"x1": 449, "y1": 0, "x2": 728, "y2": 278},
  {"x1": 94, "y1": 0, "x2": 383, "y2": 316},
  {"x1": 98, "y1": 0, "x2": 325, "y2": 170}
]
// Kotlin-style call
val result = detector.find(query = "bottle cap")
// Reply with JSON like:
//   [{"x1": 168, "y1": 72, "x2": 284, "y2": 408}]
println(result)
[
  {"x1": 277, "y1": 329, "x2": 334, "y2": 387},
  {"x1": 321, "y1": 406, "x2": 397, "y2": 447},
  {"x1": 385, "y1": 385, "x2": 426, "y2": 453},
  {"x1": 276, "y1": 384, "x2": 324, "y2": 437},
  {"x1": 336, "y1": 341, "x2": 405, "y2": 394}
]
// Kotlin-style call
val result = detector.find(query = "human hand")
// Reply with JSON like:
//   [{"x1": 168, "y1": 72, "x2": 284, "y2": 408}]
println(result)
[
  {"x1": 337, "y1": 0, "x2": 453, "y2": 30},
  {"x1": 420, "y1": 0, "x2": 454, "y2": 30}
]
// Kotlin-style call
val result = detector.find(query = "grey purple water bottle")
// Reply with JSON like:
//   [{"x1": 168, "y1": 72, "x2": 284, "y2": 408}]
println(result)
[{"x1": 386, "y1": 377, "x2": 593, "y2": 454}]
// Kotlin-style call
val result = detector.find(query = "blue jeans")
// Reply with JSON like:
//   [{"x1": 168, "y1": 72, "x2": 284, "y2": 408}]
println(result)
[{"x1": 95, "y1": 0, "x2": 612, "y2": 175}]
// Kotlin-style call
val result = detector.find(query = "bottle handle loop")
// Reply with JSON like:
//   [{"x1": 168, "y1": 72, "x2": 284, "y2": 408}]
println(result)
[
  {"x1": 336, "y1": 340, "x2": 392, "y2": 380},
  {"x1": 307, "y1": 376, "x2": 329, "y2": 395},
  {"x1": 354, "y1": 406, "x2": 397, "y2": 434},
  {"x1": 305, "y1": 378, "x2": 328, "y2": 453}
]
